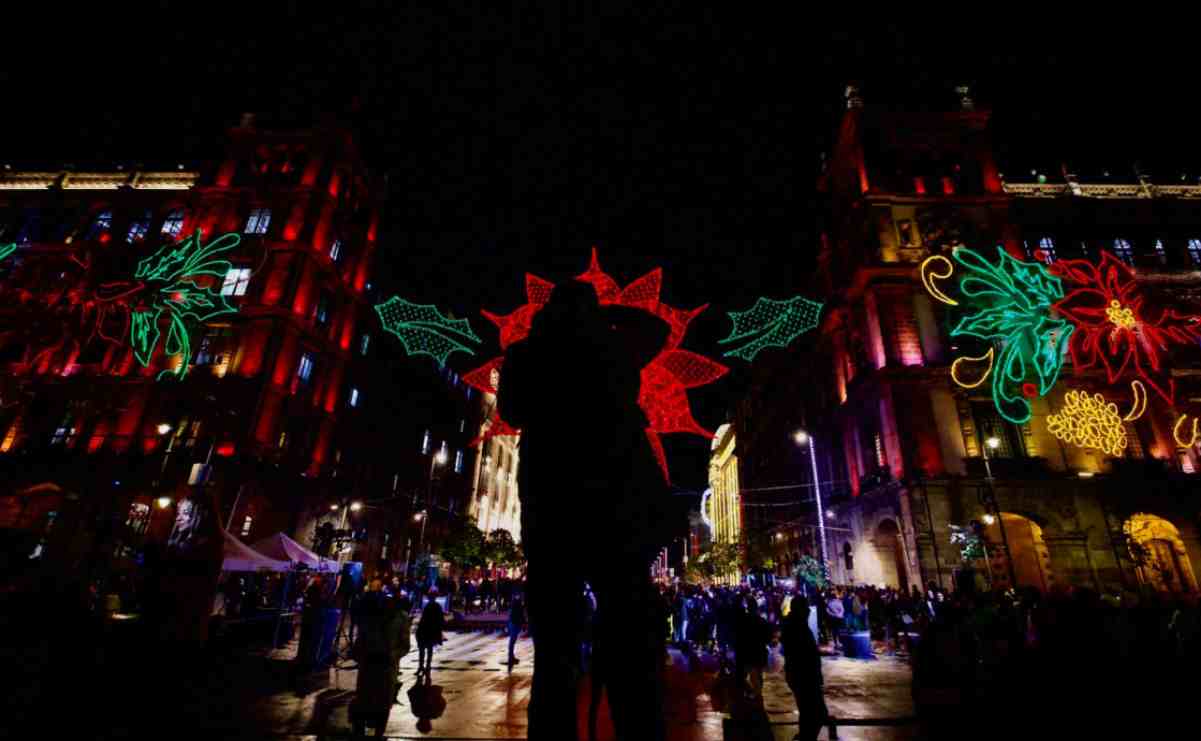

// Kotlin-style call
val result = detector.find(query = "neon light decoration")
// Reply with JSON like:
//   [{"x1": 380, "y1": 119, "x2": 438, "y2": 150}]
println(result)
[
  {"x1": 128, "y1": 231, "x2": 241, "y2": 380},
  {"x1": 719, "y1": 295, "x2": 823, "y2": 361},
  {"x1": 1050, "y1": 250, "x2": 1201, "y2": 405},
  {"x1": 946, "y1": 246, "x2": 1073, "y2": 424},
  {"x1": 375, "y1": 296, "x2": 481, "y2": 365},
  {"x1": 1045, "y1": 390, "x2": 1127, "y2": 457},
  {"x1": 700, "y1": 487, "x2": 714, "y2": 532},
  {"x1": 950, "y1": 347, "x2": 994, "y2": 389},
  {"x1": 1123, "y1": 380, "x2": 1147, "y2": 422},
  {"x1": 920, "y1": 255, "x2": 959, "y2": 306},
  {"x1": 1174, "y1": 414, "x2": 1200, "y2": 448},
  {"x1": 0, "y1": 243, "x2": 14, "y2": 264},
  {"x1": 466, "y1": 248, "x2": 728, "y2": 482}
]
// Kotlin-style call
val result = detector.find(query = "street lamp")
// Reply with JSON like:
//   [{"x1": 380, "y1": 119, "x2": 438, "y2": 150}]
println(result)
[
  {"x1": 157, "y1": 423, "x2": 173, "y2": 436},
  {"x1": 156, "y1": 496, "x2": 172, "y2": 510},
  {"x1": 979, "y1": 433, "x2": 1018, "y2": 588},
  {"x1": 793, "y1": 429, "x2": 828, "y2": 567},
  {"x1": 349, "y1": 501, "x2": 363, "y2": 512}
]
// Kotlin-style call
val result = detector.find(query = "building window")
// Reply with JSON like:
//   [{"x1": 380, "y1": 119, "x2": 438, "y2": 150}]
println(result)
[
  {"x1": 126, "y1": 211, "x2": 152, "y2": 244},
  {"x1": 1189, "y1": 239, "x2": 1201, "y2": 267},
  {"x1": 1154, "y1": 240, "x2": 1168, "y2": 266},
  {"x1": 161, "y1": 208, "x2": 186, "y2": 237},
  {"x1": 277, "y1": 430, "x2": 288, "y2": 450},
  {"x1": 329, "y1": 239, "x2": 342, "y2": 262},
  {"x1": 359, "y1": 334, "x2": 370, "y2": 356},
  {"x1": 221, "y1": 267, "x2": 252, "y2": 297},
  {"x1": 440, "y1": 440, "x2": 449, "y2": 460},
  {"x1": 1035, "y1": 237, "x2": 1056, "y2": 264},
  {"x1": 244, "y1": 208, "x2": 272, "y2": 235},
  {"x1": 971, "y1": 402, "x2": 1024, "y2": 458},
  {"x1": 50, "y1": 414, "x2": 76, "y2": 447},
  {"x1": 86, "y1": 210, "x2": 113, "y2": 241},
  {"x1": 1112, "y1": 239, "x2": 1134, "y2": 265},
  {"x1": 381, "y1": 532, "x2": 390, "y2": 560},
  {"x1": 314, "y1": 294, "x2": 331, "y2": 326},
  {"x1": 459, "y1": 419, "x2": 466, "y2": 433},
  {"x1": 421, "y1": 430, "x2": 431, "y2": 455},
  {"x1": 454, "y1": 449, "x2": 464, "y2": 473},
  {"x1": 296, "y1": 352, "x2": 315, "y2": 384},
  {"x1": 240, "y1": 515, "x2": 253, "y2": 537},
  {"x1": 896, "y1": 220, "x2": 919, "y2": 247},
  {"x1": 349, "y1": 387, "x2": 360, "y2": 408}
]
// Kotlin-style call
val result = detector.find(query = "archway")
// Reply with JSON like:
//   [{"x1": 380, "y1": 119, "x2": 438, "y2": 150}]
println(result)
[
  {"x1": 1124, "y1": 513, "x2": 1198, "y2": 595},
  {"x1": 873, "y1": 519, "x2": 909, "y2": 592},
  {"x1": 984, "y1": 513, "x2": 1052, "y2": 592}
]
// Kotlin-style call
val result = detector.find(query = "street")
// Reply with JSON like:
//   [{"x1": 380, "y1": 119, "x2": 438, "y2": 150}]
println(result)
[{"x1": 166, "y1": 624, "x2": 915, "y2": 740}]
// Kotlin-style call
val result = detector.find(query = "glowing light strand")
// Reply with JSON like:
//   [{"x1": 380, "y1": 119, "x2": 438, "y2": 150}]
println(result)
[
  {"x1": 950, "y1": 347, "x2": 994, "y2": 389},
  {"x1": 1173, "y1": 414, "x2": 1200, "y2": 449},
  {"x1": 375, "y1": 296, "x2": 482, "y2": 365},
  {"x1": 1123, "y1": 380, "x2": 1147, "y2": 422},
  {"x1": 920, "y1": 255, "x2": 959, "y2": 306},
  {"x1": 719, "y1": 295, "x2": 824, "y2": 361},
  {"x1": 1046, "y1": 390, "x2": 1127, "y2": 457}
]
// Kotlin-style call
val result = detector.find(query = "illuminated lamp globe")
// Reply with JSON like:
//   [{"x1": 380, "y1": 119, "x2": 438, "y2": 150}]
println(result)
[
  {"x1": 330, "y1": 504, "x2": 340, "y2": 511},
  {"x1": 793, "y1": 430, "x2": 810, "y2": 445},
  {"x1": 982, "y1": 513, "x2": 997, "y2": 526},
  {"x1": 156, "y1": 496, "x2": 172, "y2": 509},
  {"x1": 350, "y1": 501, "x2": 363, "y2": 512},
  {"x1": 435, "y1": 450, "x2": 448, "y2": 465},
  {"x1": 985, "y1": 436, "x2": 1001, "y2": 450},
  {"x1": 826, "y1": 509, "x2": 836, "y2": 520},
  {"x1": 156, "y1": 423, "x2": 173, "y2": 436}
]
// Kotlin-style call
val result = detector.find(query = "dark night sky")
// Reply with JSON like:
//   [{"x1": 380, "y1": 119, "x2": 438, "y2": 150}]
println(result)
[{"x1": 4, "y1": 6, "x2": 1197, "y2": 491}]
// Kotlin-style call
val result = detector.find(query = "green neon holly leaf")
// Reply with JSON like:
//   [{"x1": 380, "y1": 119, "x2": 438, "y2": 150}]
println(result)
[
  {"x1": 131, "y1": 309, "x2": 162, "y2": 367},
  {"x1": 719, "y1": 295, "x2": 824, "y2": 362},
  {"x1": 375, "y1": 296, "x2": 482, "y2": 365},
  {"x1": 0, "y1": 243, "x2": 15, "y2": 264}
]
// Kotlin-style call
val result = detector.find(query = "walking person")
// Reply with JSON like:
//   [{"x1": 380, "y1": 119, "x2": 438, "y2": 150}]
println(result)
[
  {"x1": 781, "y1": 595, "x2": 827, "y2": 740},
  {"x1": 507, "y1": 589, "x2": 527, "y2": 667},
  {"x1": 415, "y1": 588, "x2": 445, "y2": 677},
  {"x1": 349, "y1": 580, "x2": 401, "y2": 738}
]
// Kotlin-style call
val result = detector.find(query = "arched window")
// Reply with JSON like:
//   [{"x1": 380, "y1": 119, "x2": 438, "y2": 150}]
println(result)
[
  {"x1": 1112, "y1": 239, "x2": 1134, "y2": 265},
  {"x1": 1188, "y1": 239, "x2": 1201, "y2": 267},
  {"x1": 161, "y1": 208, "x2": 186, "y2": 238},
  {"x1": 126, "y1": 210, "x2": 152, "y2": 244},
  {"x1": 85, "y1": 210, "x2": 112, "y2": 241}
]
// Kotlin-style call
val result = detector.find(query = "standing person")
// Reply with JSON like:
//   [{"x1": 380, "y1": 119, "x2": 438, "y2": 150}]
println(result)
[
  {"x1": 350, "y1": 580, "x2": 400, "y2": 738},
  {"x1": 781, "y1": 595, "x2": 827, "y2": 740},
  {"x1": 498, "y1": 281, "x2": 671, "y2": 741},
  {"x1": 826, "y1": 591, "x2": 846, "y2": 640},
  {"x1": 508, "y1": 589, "x2": 527, "y2": 667},
  {"x1": 735, "y1": 594, "x2": 770, "y2": 698},
  {"x1": 415, "y1": 588, "x2": 445, "y2": 677}
]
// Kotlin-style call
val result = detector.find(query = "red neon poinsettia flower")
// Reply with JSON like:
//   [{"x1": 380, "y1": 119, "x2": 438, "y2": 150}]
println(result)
[
  {"x1": 1050, "y1": 250, "x2": 1201, "y2": 405},
  {"x1": 465, "y1": 248, "x2": 727, "y2": 483}
]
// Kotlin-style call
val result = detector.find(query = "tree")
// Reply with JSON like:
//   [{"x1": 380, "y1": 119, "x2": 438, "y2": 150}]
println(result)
[
  {"x1": 439, "y1": 515, "x2": 486, "y2": 579},
  {"x1": 793, "y1": 555, "x2": 830, "y2": 590},
  {"x1": 482, "y1": 528, "x2": 524, "y2": 573}
]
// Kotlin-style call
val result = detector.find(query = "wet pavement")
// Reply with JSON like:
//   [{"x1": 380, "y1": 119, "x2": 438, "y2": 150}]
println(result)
[{"x1": 187, "y1": 628, "x2": 915, "y2": 740}]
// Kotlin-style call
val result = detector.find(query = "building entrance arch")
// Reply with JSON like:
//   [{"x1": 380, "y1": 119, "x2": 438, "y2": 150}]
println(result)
[
  {"x1": 1124, "y1": 513, "x2": 1198, "y2": 595},
  {"x1": 984, "y1": 513, "x2": 1052, "y2": 592},
  {"x1": 873, "y1": 518, "x2": 909, "y2": 592}
]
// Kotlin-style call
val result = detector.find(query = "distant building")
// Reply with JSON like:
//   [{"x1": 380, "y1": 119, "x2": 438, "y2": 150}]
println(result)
[
  {"x1": 466, "y1": 374, "x2": 522, "y2": 542},
  {"x1": 707, "y1": 422, "x2": 742, "y2": 583}
]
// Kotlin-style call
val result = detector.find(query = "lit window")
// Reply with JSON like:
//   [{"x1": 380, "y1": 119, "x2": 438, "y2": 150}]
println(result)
[
  {"x1": 1153, "y1": 240, "x2": 1167, "y2": 266},
  {"x1": 349, "y1": 387, "x2": 360, "y2": 408},
  {"x1": 240, "y1": 515, "x2": 253, "y2": 537},
  {"x1": 1036, "y1": 237, "x2": 1057, "y2": 264},
  {"x1": 314, "y1": 295, "x2": 330, "y2": 326},
  {"x1": 51, "y1": 413, "x2": 76, "y2": 447},
  {"x1": 381, "y1": 533, "x2": 390, "y2": 560},
  {"x1": 440, "y1": 440, "x2": 449, "y2": 460},
  {"x1": 459, "y1": 419, "x2": 465, "y2": 433},
  {"x1": 244, "y1": 208, "x2": 272, "y2": 235},
  {"x1": 1112, "y1": 239, "x2": 1134, "y2": 265},
  {"x1": 329, "y1": 239, "x2": 342, "y2": 262},
  {"x1": 277, "y1": 430, "x2": 288, "y2": 450},
  {"x1": 421, "y1": 430, "x2": 431, "y2": 455},
  {"x1": 161, "y1": 208, "x2": 186, "y2": 237},
  {"x1": 359, "y1": 334, "x2": 371, "y2": 356},
  {"x1": 86, "y1": 210, "x2": 112, "y2": 241},
  {"x1": 1189, "y1": 239, "x2": 1201, "y2": 267},
  {"x1": 454, "y1": 449, "x2": 464, "y2": 473},
  {"x1": 126, "y1": 211, "x2": 152, "y2": 244},
  {"x1": 297, "y1": 352, "x2": 315, "y2": 383},
  {"x1": 221, "y1": 267, "x2": 252, "y2": 297}
]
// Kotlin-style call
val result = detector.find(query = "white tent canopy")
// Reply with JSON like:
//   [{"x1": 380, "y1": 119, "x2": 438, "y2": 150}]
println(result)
[
  {"x1": 251, "y1": 532, "x2": 339, "y2": 572},
  {"x1": 221, "y1": 530, "x2": 290, "y2": 573}
]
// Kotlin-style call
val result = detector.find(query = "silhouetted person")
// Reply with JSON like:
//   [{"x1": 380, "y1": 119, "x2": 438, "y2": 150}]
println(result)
[
  {"x1": 499, "y1": 281, "x2": 670, "y2": 741},
  {"x1": 780, "y1": 595, "x2": 826, "y2": 739}
]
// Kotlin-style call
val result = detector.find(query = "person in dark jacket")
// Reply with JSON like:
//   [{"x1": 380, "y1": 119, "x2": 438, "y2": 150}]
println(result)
[
  {"x1": 735, "y1": 594, "x2": 770, "y2": 697},
  {"x1": 507, "y1": 589, "x2": 526, "y2": 666},
  {"x1": 498, "y1": 280, "x2": 670, "y2": 741},
  {"x1": 415, "y1": 589, "x2": 445, "y2": 677},
  {"x1": 780, "y1": 595, "x2": 827, "y2": 739}
]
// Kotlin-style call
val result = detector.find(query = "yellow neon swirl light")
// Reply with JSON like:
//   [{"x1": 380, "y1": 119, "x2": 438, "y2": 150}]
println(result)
[
  {"x1": 1123, "y1": 380, "x2": 1147, "y2": 422},
  {"x1": 920, "y1": 255, "x2": 959, "y2": 306},
  {"x1": 950, "y1": 347, "x2": 994, "y2": 389},
  {"x1": 1173, "y1": 414, "x2": 1200, "y2": 448}
]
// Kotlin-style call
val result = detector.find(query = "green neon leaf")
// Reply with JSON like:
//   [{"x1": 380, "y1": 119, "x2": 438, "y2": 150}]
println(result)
[
  {"x1": 719, "y1": 295, "x2": 823, "y2": 362},
  {"x1": 131, "y1": 309, "x2": 162, "y2": 367},
  {"x1": 374, "y1": 296, "x2": 482, "y2": 364}
]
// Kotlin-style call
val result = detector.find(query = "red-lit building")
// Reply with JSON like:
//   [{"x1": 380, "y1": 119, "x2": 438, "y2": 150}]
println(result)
[
  {"x1": 741, "y1": 86, "x2": 1201, "y2": 597},
  {"x1": 0, "y1": 118, "x2": 386, "y2": 579}
]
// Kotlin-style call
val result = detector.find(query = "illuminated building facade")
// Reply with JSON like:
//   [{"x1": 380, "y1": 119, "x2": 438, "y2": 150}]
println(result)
[
  {"x1": 801, "y1": 85, "x2": 1201, "y2": 595},
  {"x1": 707, "y1": 422, "x2": 741, "y2": 583},
  {"x1": 467, "y1": 380, "x2": 523, "y2": 543},
  {"x1": 0, "y1": 118, "x2": 387, "y2": 577}
]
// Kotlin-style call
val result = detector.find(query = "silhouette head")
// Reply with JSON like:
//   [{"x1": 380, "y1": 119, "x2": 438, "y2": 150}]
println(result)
[{"x1": 538, "y1": 281, "x2": 601, "y2": 328}]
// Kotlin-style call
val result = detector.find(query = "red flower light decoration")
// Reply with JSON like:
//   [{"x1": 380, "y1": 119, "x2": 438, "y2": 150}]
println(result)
[
  {"x1": 465, "y1": 249, "x2": 727, "y2": 482},
  {"x1": 1051, "y1": 250, "x2": 1201, "y2": 405}
]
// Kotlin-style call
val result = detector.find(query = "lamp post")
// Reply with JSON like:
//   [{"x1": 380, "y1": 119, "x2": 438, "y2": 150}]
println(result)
[
  {"x1": 793, "y1": 430, "x2": 828, "y2": 567},
  {"x1": 981, "y1": 436, "x2": 1019, "y2": 589}
]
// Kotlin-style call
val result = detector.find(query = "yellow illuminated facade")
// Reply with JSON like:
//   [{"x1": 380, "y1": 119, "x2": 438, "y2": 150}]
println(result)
[{"x1": 707, "y1": 423, "x2": 741, "y2": 584}]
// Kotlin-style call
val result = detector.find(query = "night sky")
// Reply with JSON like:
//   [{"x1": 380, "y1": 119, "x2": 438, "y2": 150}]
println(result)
[{"x1": 4, "y1": 7, "x2": 1197, "y2": 492}]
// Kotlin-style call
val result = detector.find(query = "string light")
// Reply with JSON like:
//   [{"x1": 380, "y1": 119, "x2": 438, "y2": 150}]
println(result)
[
  {"x1": 1173, "y1": 414, "x2": 1200, "y2": 448},
  {"x1": 1046, "y1": 390, "x2": 1127, "y2": 457},
  {"x1": 1123, "y1": 380, "x2": 1147, "y2": 422},
  {"x1": 375, "y1": 296, "x2": 482, "y2": 365},
  {"x1": 919, "y1": 255, "x2": 959, "y2": 306},
  {"x1": 719, "y1": 295, "x2": 823, "y2": 361},
  {"x1": 950, "y1": 347, "x2": 994, "y2": 389},
  {"x1": 464, "y1": 248, "x2": 728, "y2": 483}
]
